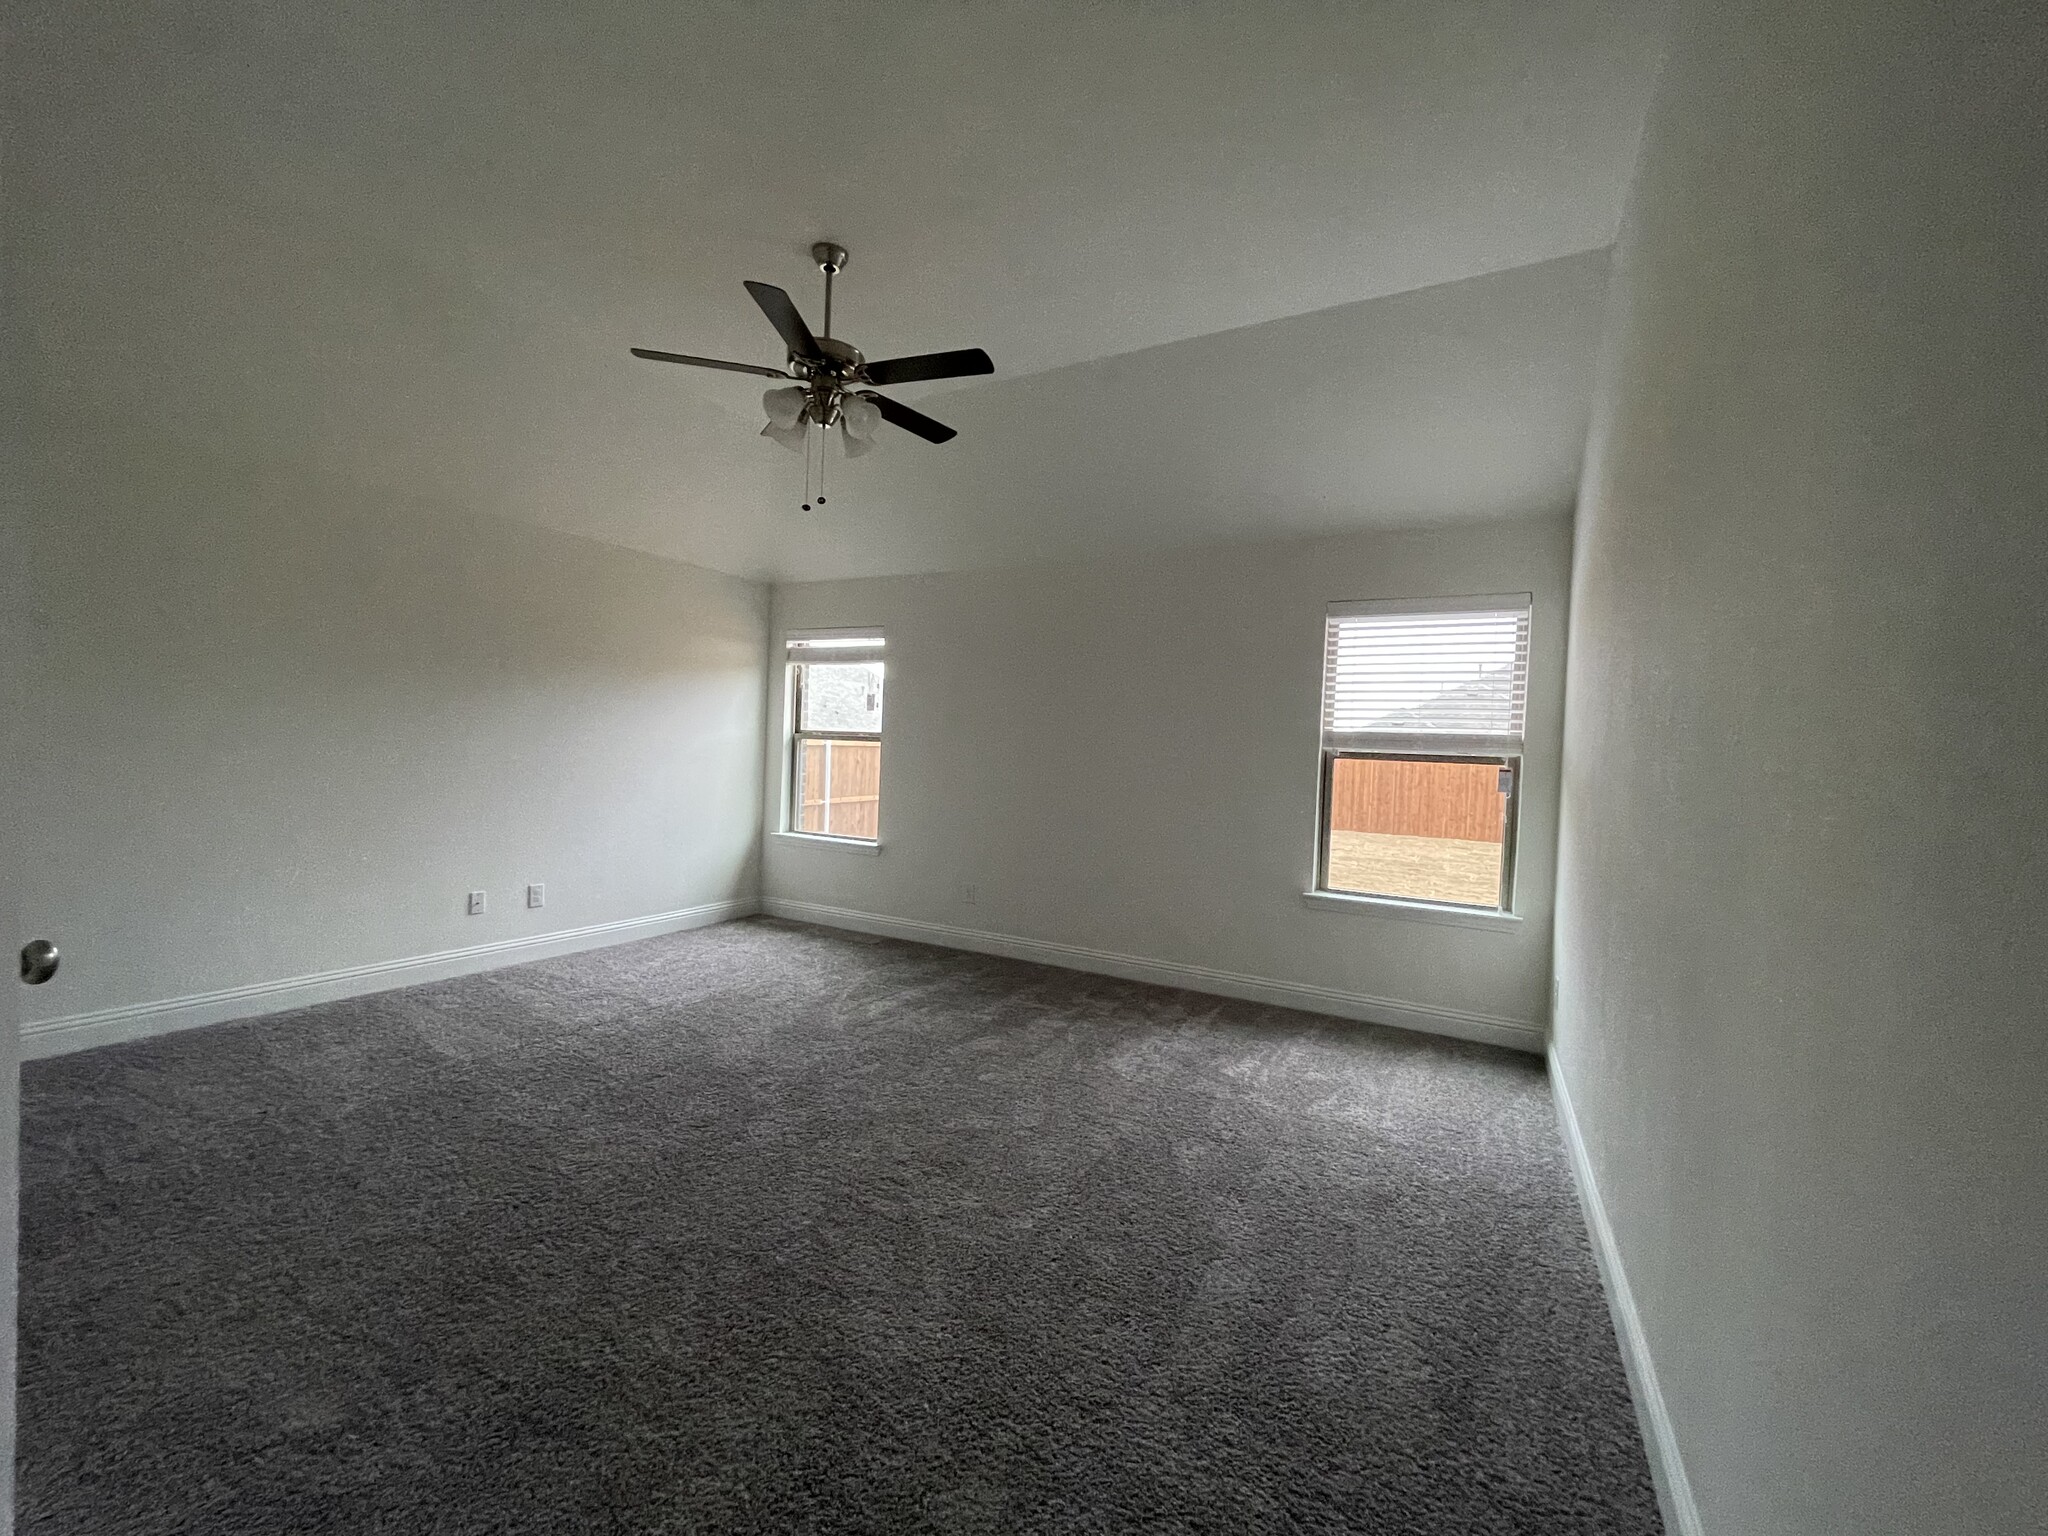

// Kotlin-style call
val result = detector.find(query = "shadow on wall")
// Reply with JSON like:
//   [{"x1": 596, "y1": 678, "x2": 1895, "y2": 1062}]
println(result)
[{"x1": 20, "y1": 421, "x2": 770, "y2": 1022}]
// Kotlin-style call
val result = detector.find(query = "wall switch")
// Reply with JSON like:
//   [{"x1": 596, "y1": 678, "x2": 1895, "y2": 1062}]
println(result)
[
  {"x1": 1550, "y1": 978, "x2": 1561, "y2": 1018},
  {"x1": 527, "y1": 883, "x2": 545, "y2": 909},
  {"x1": 467, "y1": 890, "x2": 487, "y2": 915}
]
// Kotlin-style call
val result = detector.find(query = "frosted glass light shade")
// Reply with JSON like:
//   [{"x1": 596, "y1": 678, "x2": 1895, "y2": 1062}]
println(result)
[
  {"x1": 840, "y1": 394, "x2": 880, "y2": 457},
  {"x1": 762, "y1": 386, "x2": 807, "y2": 428},
  {"x1": 761, "y1": 386, "x2": 809, "y2": 453},
  {"x1": 760, "y1": 420, "x2": 808, "y2": 453},
  {"x1": 841, "y1": 395, "x2": 880, "y2": 439}
]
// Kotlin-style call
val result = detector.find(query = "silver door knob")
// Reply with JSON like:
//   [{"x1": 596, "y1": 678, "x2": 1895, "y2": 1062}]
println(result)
[{"x1": 19, "y1": 939, "x2": 58, "y2": 986}]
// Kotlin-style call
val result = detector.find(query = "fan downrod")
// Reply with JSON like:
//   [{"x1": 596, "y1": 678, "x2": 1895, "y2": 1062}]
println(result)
[{"x1": 812, "y1": 242, "x2": 848, "y2": 338}]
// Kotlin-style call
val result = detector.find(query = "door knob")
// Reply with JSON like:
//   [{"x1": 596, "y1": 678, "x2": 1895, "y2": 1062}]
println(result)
[{"x1": 19, "y1": 939, "x2": 58, "y2": 986}]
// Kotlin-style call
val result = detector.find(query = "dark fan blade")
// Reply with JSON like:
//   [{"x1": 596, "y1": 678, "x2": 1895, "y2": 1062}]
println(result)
[
  {"x1": 743, "y1": 281, "x2": 822, "y2": 360},
  {"x1": 861, "y1": 348, "x2": 995, "y2": 386},
  {"x1": 864, "y1": 391, "x2": 958, "y2": 444},
  {"x1": 631, "y1": 347, "x2": 791, "y2": 379}
]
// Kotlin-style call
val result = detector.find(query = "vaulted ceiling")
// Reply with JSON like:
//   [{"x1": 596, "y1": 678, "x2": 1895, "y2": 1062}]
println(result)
[{"x1": 16, "y1": 0, "x2": 1667, "y2": 579}]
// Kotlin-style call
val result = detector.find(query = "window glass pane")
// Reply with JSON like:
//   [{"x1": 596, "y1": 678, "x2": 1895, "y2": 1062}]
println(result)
[
  {"x1": 1324, "y1": 756, "x2": 1508, "y2": 908},
  {"x1": 798, "y1": 662, "x2": 883, "y2": 734},
  {"x1": 794, "y1": 737, "x2": 881, "y2": 840}
]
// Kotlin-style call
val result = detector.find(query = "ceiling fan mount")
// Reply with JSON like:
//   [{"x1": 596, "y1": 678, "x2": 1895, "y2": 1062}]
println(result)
[{"x1": 630, "y1": 241, "x2": 994, "y2": 472}]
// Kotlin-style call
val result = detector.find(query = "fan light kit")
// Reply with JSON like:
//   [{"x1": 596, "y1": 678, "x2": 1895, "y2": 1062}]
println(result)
[{"x1": 632, "y1": 242, "x2": 993, "y2": 509}]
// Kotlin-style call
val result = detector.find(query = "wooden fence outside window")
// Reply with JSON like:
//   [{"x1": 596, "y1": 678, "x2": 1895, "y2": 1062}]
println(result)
[
  {"x1": 797, "y1": 739, "x2": 881, "y2": 840},
  {"x1": 1329, "y1": 757, "x2": 1505, "y2": 843}
]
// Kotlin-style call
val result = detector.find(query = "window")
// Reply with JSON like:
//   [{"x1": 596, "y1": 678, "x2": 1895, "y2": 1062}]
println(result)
[
  {"x1": 1314, "y1": 595, "x2": 1531, "y2": 912},
  {"x1": 786, "y1": 632, "x2": 885, "y2": 843}
]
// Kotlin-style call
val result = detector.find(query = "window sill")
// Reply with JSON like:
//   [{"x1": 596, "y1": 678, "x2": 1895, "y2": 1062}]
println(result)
[
  {"x1": 774, "y1": 832, "x2": 882, "y2": 856},
  {"x1": 1300, "y1": 889, "x2": 1521, "y2": 930}
]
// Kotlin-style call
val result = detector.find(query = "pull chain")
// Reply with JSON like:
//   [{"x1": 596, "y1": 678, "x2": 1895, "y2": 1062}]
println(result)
[
  {"x1": 801, "y1": 420, "x2": 814, "y2": 511},
  {"x1": 817, "y1": 422, "x2": 828, "y2": 506}
]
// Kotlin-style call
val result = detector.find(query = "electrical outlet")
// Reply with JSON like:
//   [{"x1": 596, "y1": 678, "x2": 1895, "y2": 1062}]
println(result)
[
  {"x1": 527, "y1": 882, "x2": 545, "y2": 909},
  {"x1": 959, "y1": 882, "x2": 977, "y2": 907},
  {"x1": 467, "y1": 890, "x2": 487, "y2": 915}
]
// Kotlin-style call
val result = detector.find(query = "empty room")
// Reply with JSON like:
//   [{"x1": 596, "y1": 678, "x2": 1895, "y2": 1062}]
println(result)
[{"x1": 2, "y1": 1, "x2": 2042, "y2": 1532}]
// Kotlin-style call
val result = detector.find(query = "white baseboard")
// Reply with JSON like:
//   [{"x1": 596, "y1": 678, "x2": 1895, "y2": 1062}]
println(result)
[
  {"x1": 1549, "y1": 1052, "x2": 1704, "y2": 1536},
  {"x1": 22, "y1": 899, "x2": 759, "y2": 1061},
  {"x1": 761, "y1": 897, "x2": 1544, "y2": 1054}
]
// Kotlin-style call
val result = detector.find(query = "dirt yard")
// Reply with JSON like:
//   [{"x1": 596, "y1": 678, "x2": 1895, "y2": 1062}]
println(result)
[{"x1": 1327, "y1": 830, "x2": 1503, "y2": 908}]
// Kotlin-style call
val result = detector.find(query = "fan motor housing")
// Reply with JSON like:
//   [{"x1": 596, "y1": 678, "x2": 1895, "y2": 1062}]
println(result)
[
  {"x1": 795, "y1": 336, "x2": 867, "y2": 422},
  {"x1": 814, "y1": 337, "x2": 863, "y2": 368}
]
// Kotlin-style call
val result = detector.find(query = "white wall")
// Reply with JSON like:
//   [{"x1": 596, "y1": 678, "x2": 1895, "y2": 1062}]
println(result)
[
  {"x1": 764, "y1": 518, "x2": 1570, "y2": 1047},
  {"x1": 18, "y1": 418, "x2": 768, "y2": 1040},
  {"x1": 1555, "y1": 1, "x2": 2048, "y2": 1532}
]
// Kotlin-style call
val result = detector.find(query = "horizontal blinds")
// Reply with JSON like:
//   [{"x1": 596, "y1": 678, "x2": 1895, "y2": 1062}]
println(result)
[
  {"x1": 1322, "y1": 602, "x2": 1529, "y2": 756},
  {"x1": 787, "y1": 634, "x2": 885, "y2": 666}
]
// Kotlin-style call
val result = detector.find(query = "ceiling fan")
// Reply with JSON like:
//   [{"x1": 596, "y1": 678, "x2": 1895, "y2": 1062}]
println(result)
[{"x1": 631, "y1": 242, "x2": 993, "y2": 493}]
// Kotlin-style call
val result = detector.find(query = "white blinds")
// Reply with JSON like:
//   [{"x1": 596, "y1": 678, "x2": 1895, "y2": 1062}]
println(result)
[
  {"x1": 786, "y1": 632, "x2": 885, "y2": 667},
  {"x1": 1321, "y1": 597, "x2": 1530, "y2": 756}
]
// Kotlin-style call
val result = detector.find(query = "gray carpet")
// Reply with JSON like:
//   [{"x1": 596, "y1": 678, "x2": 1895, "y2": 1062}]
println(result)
[{"x1": 20, "y1": 917, "x2": 1661, "y2": 1534}]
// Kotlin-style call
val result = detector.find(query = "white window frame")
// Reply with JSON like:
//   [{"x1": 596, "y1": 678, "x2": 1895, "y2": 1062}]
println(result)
[
  {"x1": 1307, "y1": 594, "x2": 1531, "y2": 920},
  {"x1": 779, "y1": 628, "x2": 886, "y2": 851}
]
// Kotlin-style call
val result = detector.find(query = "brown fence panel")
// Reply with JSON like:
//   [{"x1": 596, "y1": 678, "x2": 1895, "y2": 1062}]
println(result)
[
  {"x1": 1330, "y1": 757, "x2": 1504, "y2": 843},
  {"x1": 798, "y1": 738, "x2": 881, "y2": 839}
]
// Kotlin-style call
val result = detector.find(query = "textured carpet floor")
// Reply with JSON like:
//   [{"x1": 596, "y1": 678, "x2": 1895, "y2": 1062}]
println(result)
[{"x1": 20, "y1": 918, "x2": 1661, "y2": 1534}]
